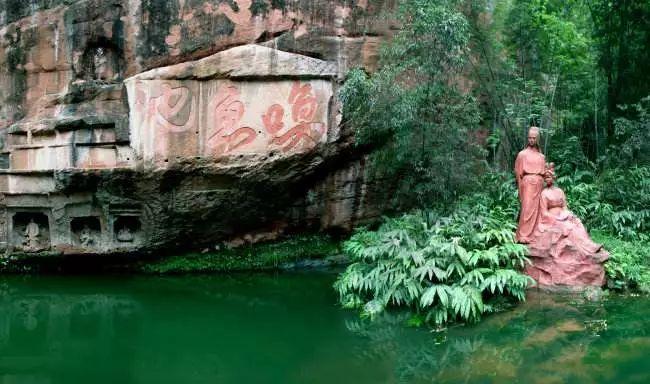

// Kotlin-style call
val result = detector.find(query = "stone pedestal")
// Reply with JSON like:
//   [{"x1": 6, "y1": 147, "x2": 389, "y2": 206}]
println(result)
[{"x1": 525, "y1": 226, "x2": 609, "y2": 287}]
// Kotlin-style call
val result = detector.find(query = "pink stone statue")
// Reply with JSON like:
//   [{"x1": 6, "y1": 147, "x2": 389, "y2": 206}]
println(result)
[
  {"x1": 539, "y1": 168, "x2": 602, "y2": 255},
  {"x1": 524, "y1": 165, "x2": 609, "y2": 286},
  {"x1": 514, "y1": 126, "x2": 546, "y2": 243}
]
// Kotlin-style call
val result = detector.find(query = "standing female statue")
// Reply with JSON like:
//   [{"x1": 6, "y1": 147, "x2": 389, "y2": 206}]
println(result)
[{"x1": 514, "y1": 126, "x2": 546, "y2": 243}]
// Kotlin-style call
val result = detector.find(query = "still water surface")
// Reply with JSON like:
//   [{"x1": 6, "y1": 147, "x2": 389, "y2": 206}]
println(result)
[{"x1": 0, "y1": 272, "x2": 648, "y2": 383}]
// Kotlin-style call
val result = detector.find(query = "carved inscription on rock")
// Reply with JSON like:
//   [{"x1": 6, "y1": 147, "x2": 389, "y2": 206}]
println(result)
[
  {"x1": 265, "y1": 81, "x2": 327, "y2": 152},
  {"x1": 206, "y1": 85, "x2": 256, "y2": 156},
  {"x1": 129, "y1": 79, "x2": 331, "y2": 164},
  {"x1": 155, "y1": 83, "x2": 195, "y2": 130},
  {"x1": 130, "y1": 80, "x2": 199, "y2": 163}
]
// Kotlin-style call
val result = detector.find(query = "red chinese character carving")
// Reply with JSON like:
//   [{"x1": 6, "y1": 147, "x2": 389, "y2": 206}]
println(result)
[
  {"x1": 262, "y1": 81, "x2": 324, "y2": 152},
  {"x1": 288, "y1": 81, "x2": 317, "y2": 122},
  {"x1": 272, "y1": 122, "x2": 325, "y2": 152},
  {"x1": 155, "y1": 83, "x2": 194, "y2": 132},
  {"x1": 262, "y1": 104, "x2": 285, "y2": 135},
  {"x1": 226, "y1": 127, "x2": 257, "y2": 152},
  {"x1": 208, "y1": 85, "x2": 257, "y2": 155}
]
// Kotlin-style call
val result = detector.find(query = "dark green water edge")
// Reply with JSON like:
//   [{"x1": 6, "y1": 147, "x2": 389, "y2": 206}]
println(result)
[
  {"x1": 0, "y1": 234, "x2": 345, "y2": 274},
  {"x1": 0, "y1": 271, "x2": 648, "y2": 384}
]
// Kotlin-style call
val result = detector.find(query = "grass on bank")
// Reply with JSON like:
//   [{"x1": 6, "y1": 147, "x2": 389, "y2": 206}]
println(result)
[{"x1": 136, "y1": 234, "x2": 342, "y2": 274}]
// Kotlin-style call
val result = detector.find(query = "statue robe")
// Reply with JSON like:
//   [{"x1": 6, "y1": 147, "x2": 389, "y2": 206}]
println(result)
[
  {"x1": 514, "y1": 147, "x2": 545, "y2": 243},
  {"x1": 526, "y1": 185, "x2": 609, "y2": 286},
  {"x1": 24, "y1": 221, "x2": 40, "y2": 250},
  {"x1": 538, "y1": 186, "x2": 603, "y2": 255}
]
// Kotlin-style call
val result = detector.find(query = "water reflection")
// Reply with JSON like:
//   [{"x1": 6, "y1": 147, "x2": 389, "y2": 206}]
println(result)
[
  {"x1": 0, "y1": 274, "x2": 647, "y2": 384},
  {"x1": 0, "y1": 280, "x2": 140, "y2": 383},
  {"x1": 0, "y1": 273, "x2": 353, "y2": 384},
  {"x1": 344, "y1": 291, "x2": 650, "y2": 384}
]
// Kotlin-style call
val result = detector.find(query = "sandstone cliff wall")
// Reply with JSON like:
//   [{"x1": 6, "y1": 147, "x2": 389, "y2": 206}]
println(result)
[{"x1": 0, "y1": 0, "x2": 393, "y2": 255}]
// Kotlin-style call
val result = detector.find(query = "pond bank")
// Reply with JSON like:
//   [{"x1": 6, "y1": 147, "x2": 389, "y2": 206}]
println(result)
[{"x1": 0, "y1": 234, "x2": 347, "y2": 274}]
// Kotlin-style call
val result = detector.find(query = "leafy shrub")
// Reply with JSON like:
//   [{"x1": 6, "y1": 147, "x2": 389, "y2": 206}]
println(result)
[
  {"x1": 339, "y1": 0, "x2": 483, "y2": 211},
  {"x1": 557, "y1": 166, "x2": 650, "y2": 240},
  {"x1": 547, "y1": 136, "x2": 593, "y2": 175},
  {"x1": 593, "y1": 231, "x2": 650, "y2": 293},
  {"x1": 608, "y1": 96, "x2": 650, "y2": 167},
  {"x1": 334, "y1": 181, "x2": 532, "y2": 326}
]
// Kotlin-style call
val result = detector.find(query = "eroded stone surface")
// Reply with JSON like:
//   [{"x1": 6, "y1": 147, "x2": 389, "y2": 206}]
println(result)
[
  {"x1": 0, "y1": 1, "x2": 391, "y2": 256},
  {"x1": 526, "y1": 228, "x2": 609, "y2": 287},
  {"x1": 127, "y1": 77, "x2": 331, "y2": 165},
  {"x1": 131, "y1": 44, "x2": 338, "y2": 80}
]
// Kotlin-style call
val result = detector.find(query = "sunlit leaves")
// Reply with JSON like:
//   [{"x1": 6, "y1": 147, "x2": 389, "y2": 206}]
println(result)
[{"x1": 421, "y1": 284, "x2": 452, "y2": 307}]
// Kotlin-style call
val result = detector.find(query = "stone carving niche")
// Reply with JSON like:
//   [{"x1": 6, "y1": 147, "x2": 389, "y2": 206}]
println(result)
[
  {"x1": 77, "y1": 39, "x2": 124, "y2": 82},
  {"x1": 12, "y1": 212, "x2": 50, "y2": 252},
  {"x1": 70, "y1": 216, "x2": 101, "y2": 248},
  {"x1": 113, "y1": 216, "x2": 141, "y2": 245}
]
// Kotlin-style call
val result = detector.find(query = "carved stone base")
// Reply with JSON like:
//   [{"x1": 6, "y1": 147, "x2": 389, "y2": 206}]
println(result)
[{"x1": 525, "y1": 227, "x2": 609, "y2": 287}]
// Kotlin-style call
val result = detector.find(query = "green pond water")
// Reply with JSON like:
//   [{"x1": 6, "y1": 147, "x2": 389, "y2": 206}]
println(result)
[{"x1": 0, "y1": 271, "x2": 648, "y2": 384}]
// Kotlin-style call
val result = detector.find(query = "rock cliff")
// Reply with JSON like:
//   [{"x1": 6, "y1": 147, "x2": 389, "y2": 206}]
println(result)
[{"x1": 0, "y1": 0, "x2": 394, "y2": 256}]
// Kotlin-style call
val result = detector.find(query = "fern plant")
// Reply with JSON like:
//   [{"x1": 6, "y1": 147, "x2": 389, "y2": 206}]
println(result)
[
  {"x1": 593, "y1": 231, "x2": 650, "y2": 293},
  {"x1": 335, "y1": 184, "x2": 532, "y2": 326}
]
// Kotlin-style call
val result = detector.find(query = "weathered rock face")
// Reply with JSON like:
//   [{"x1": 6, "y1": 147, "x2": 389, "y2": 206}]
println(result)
[
  {"x1": 0, "y1": 0, "x2": 393, "y2": 256},
  {"x1": 126, "y1": 45, "x2": 336, "y2": 164}
]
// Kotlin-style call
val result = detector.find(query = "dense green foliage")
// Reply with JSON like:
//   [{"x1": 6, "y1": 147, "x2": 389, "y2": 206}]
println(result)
[
  {"x1": 342, "y1": 0, "x2": 650, "y2": 205},
  {"x1": 137, "y1": 235, "x2": 341, "y2": 274},
  {"x1": 470, "y1": 0, "x2": 599, "y2": 164},
  {"x1": 556, "y1": 166, "x2": 650, "y2": 240},
  {"x1": 593, "y1": 231, "x2": 650, "y2": 293},
  {"x1": 340, "y1": 0, "x2": 482, "y2": 210},
  {"x1": 471, "y1": 0, "x2": 650, "y2": 165},
  {"x1": 336, "y1": 0, "x2": 650, "y2": 325},
  {"x1": 590, "y1": 0, "x2": 650, "y2": 140},
  {"x1": 608, "y1": 96, "x2": 650, "y2": 166},
  {"x1": 335, "y1": 175, "x2": 532, "y2": 325}
]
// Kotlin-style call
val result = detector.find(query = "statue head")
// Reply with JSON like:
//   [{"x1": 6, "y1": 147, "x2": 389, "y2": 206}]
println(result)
[{"x1": 527, "y1": 126, "x2": 540, "y2": 148}]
